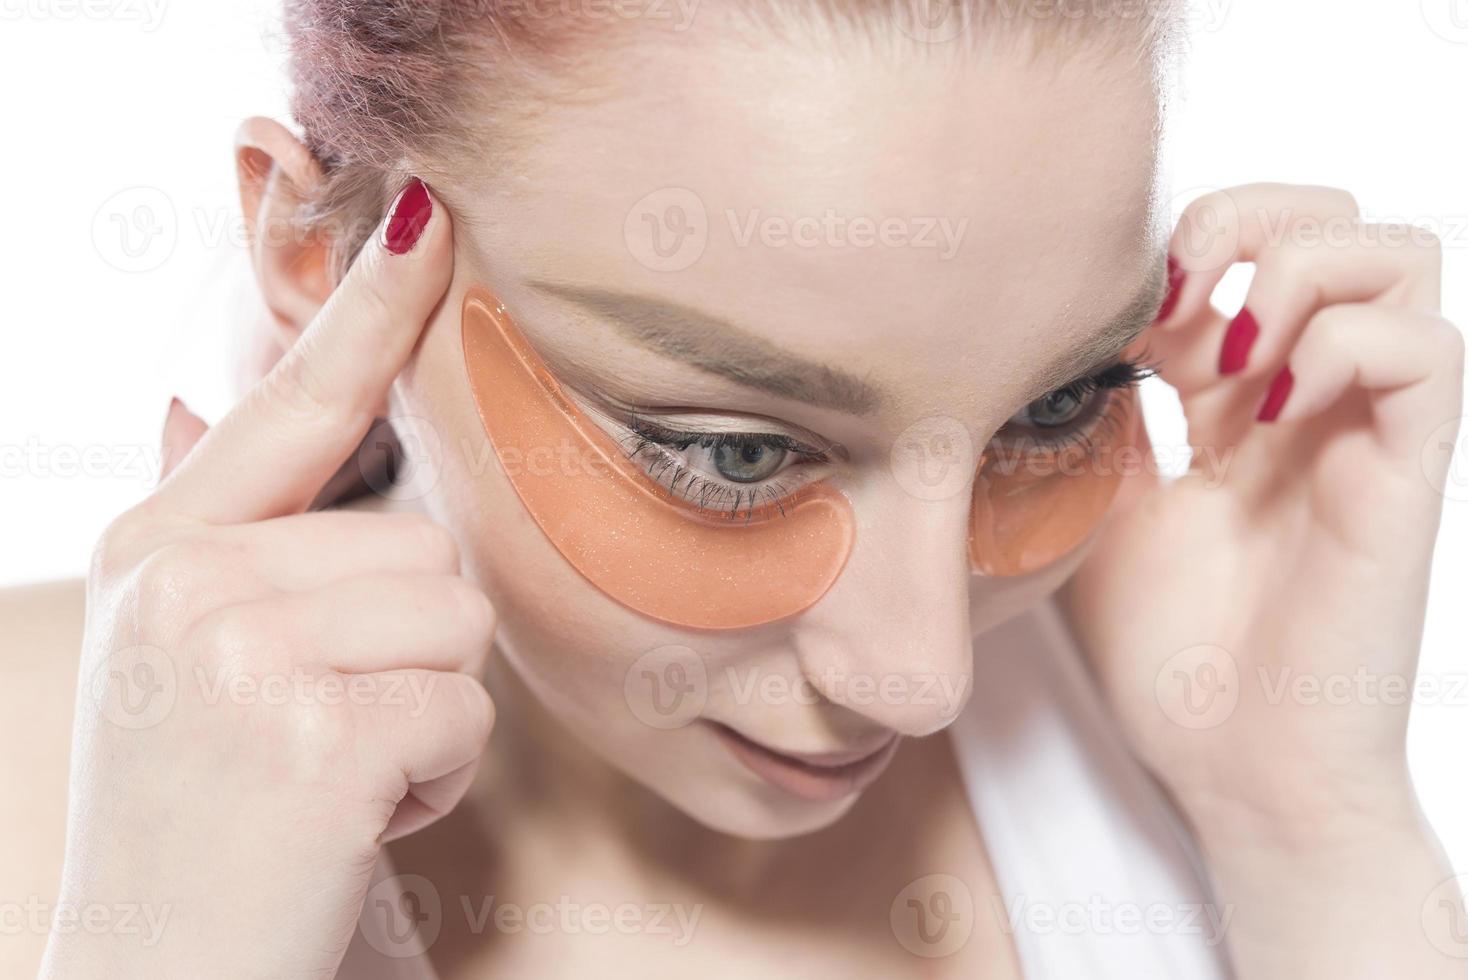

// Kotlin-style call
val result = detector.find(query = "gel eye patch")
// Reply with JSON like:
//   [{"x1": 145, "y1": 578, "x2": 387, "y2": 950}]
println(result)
[
  {"x1": 461, "y1": 286, "x2": 856, "y2": 630},
  {"x1": 968, "y1": 387, "x2": 1142, "y2": 577}
]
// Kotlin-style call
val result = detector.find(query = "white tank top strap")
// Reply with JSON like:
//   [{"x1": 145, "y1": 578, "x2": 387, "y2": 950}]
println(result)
[{"x1": 948, "y1": 600, "x2": 1233, "y2": 979}]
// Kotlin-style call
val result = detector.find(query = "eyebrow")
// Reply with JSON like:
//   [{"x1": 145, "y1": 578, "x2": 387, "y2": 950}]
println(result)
[
  {"x1": 529, "y1": 260, "x2": 1166, "y2": 416},
  {"x1": 529, "y1": 279, "x2": 883, "y2": 415}
]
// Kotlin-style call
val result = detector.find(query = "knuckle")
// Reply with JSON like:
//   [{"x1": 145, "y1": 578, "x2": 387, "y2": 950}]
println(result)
[
  {"x1": 407, "y1": 516, "x2": 460, "y2": 571},
  {"x1": 90, "y1": 509, "x2": 153, "y2": 583},
  {"x1": 468, "y1": 681, "x2": 496, "y2": 742},
  {"x1": 185, "y1": 605, "x2": 269, "y2": 673},
  {"x1": 1269, "y1": 183, "x2": 1357, "y2": 219},
  {"x1": 259, "y1": 349, "x2": 341, "y2": 427},
  {"x1": 132, "y1": 541, "x2": 205, "y2": 610},
  {"x1": 1427, "y1": 316, "x2": 1465, "y2": 364},
  {"x1": 336, "y1": 252, "x2": 397, "y2": 341},
  {"x1": 442, "y1": 675, "x2": 496, "y2": 744},
  {"x1": 1265, "y1": 239, "x2": 1318, "y2": 282},
  {"x1": 1304, "y1": 305, "x2": 1353, "y2": 346},
  {"x1": 1416, "y1": 226, "x2": 1444, "y2": 252},
  {"x1": 282, "y1": 696, "x2": 364, "y2": 775},
  {"x1": 1407, "y1": 225, "x2": 1444, "y2": 264},
  {"x1": 1312, "y1": 186, "x2": 1359, "y2": 218},
  {"x1": 353, "y1": 257, "x2": 396, "y2": 325},
  {"x1": 446, "y1": 577, "x2": 497, "y2": 639},
  {"x1": 1182, "y1": 188, "x2": 1236, "y2": 226}
]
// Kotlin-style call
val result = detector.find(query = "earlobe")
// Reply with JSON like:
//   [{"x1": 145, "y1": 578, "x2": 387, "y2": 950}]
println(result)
[{"x1": 233, "y1": 116, "x2": 332, "y2": 340}]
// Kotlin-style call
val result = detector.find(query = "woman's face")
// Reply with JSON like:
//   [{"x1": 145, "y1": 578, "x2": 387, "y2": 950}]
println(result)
[{"x1": 392, "y1": 28, "x2": 1167, "y2": 839}]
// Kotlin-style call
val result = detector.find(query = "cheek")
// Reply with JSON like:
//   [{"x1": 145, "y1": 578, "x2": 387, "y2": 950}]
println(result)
[
  {"x1": 968, "y1": 545, "x2": 1089, "y2": 637},
  {"x1": 392, "y1": 292, "x2": 665, "y2": 717}
]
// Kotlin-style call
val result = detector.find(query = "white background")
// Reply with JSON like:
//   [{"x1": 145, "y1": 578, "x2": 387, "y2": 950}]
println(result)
[{"x1": 1, "y1": 1, "x2": 1465, "y2": 870}]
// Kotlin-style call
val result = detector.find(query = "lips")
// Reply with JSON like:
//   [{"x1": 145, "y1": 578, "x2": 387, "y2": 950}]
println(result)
[{"x1": 706, "y1": 721, "x2": 900, "y2": 804}]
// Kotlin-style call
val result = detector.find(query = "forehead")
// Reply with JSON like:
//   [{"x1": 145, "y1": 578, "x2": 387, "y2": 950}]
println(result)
[{"x1": 453, "y1": 31, "x2": 1164, "y2": 415}]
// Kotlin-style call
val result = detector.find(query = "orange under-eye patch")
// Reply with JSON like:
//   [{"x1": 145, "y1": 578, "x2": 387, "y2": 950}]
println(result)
[
  {"x1": 968, "y1": 387, "x2": 1143, "y2": 576},
  {"x1": 461, "y1": 286, "x2": 856, "y2": 631}
]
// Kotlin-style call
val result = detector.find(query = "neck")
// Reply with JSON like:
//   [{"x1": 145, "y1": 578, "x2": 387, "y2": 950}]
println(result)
[{"x1": 474, "y1": 647, "x2": 790, "y2": 893}]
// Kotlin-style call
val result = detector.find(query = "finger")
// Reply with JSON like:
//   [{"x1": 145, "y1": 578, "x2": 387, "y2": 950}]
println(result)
[
  {"x1": 1163, "y1": 226, "x2": 1444, "y2": 389},
  {"x1": 1160, "y1": 182, "x2": 1360, "y2": 333},
  {"x1": 1268, "y1": 304, "x2": 1464, "y2": 458},
  {"x1": 382, "y1": 759, "x2": 479, "y2": 842},
  {"x1": 216, "y1": 511, "x2": 462, "y2": 591},
  {"x1": 363, "y1": 669, "x2": 495, "y2": 786},
  {"x1": 1152, "y1": 186, "x2": 1367, "y2": 454},
  {"x1": 156, "y1": 177, "x2": 452, "y2": 525},
  {"x1": 159, "y1": 397, "x2": 209, "y2": 481},
  {"x1": 189, "y1": 572, "x2": 495, "y2": 675}
]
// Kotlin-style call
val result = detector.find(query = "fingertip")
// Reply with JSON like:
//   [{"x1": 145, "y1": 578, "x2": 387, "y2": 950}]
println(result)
[
  {"x1": 383, "y1": 177, "x2": 434, "y2": 256},
  {"x1": 1154, "y1": 253, "x2": 1186, "y2": 325}
]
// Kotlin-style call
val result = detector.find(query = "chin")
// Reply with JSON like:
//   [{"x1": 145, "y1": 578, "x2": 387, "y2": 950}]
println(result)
[{"x1": 638, "y1": 759, "x2": 869, "y2": 841}]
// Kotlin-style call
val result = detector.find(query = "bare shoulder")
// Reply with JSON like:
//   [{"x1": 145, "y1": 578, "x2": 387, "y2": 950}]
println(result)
[{"x1": 0, "y1": 578, "x2": 84, "y2": 974}]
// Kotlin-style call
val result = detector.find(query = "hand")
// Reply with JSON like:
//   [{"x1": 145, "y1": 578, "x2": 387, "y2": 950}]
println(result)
[
  {"x1": 1062, "y1": 184, "x2": 1466, "y2": 974},
  {"x1": 41, "y1": 180, "x2": 495, "y2": 980}
]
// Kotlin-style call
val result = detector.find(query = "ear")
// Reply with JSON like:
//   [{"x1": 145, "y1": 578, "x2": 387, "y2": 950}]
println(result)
[{"x1": 234, "y1": 117, "x2": 332, "y2": 344}]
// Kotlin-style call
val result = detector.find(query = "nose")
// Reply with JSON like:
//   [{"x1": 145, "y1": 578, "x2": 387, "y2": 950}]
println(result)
[{"x1": 792, "y1": 481, "x2": 975, "y2": 737}]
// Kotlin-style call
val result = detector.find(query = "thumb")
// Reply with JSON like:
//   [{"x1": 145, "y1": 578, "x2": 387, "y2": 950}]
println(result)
[{"x1": 160, "y1": 397, "x2": 210, "y2": 481}]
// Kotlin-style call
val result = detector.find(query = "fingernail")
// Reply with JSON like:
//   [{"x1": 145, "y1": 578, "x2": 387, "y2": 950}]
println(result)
[
  {"x1": 1257, "y1": 366, "x2": 1295, "y2": 423},
  {"x1": 1219, "y1": 307, "x2": 1260, "y2": 375},
  {"x1": 382, "y1": 177, "x2": 432, "y2": 255},
  {"x1": 1156, "y1": 254, "x2": 1185, "y2": 323}
]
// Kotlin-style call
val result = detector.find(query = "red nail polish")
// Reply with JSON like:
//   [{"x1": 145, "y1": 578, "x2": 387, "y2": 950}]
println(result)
[
  {"x1": 1219, "y1": 307, "x2": 1260, "y2": 375},
  {"x1": 1257, "y1": 366, "x2": 1295, "y2": 423},
  {"x1": 1156, "y1": 254, "x2": 1185, "y2": 323},
  {"x1": 383, "y1": 177, "x2": 432, "y2": 255}
]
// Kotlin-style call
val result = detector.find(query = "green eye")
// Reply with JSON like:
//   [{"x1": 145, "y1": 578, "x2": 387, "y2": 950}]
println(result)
[
  {"x1": 712, "y1": 442, "x2": 788, "y2": 483},
  {"x1": 1019, "y1": 389, "x2": 1088, "y2": 429}
]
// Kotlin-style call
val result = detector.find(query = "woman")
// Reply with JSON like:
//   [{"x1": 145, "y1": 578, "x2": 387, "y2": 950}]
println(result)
[{"x1": 8, "y1": 0, "x2": 1465, "y2": 976}]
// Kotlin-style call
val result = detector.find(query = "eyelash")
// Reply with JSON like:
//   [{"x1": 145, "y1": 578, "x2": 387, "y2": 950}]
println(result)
[
  {"x1": 613, "y1": 353, "x2": 1157, "y2": 520},
  {"x1": 995, "y1": 354, "x2": 1157, "y2": 455},
  {"x1": 619, "y1": 416, "x2": 833, "y2": 521}
]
